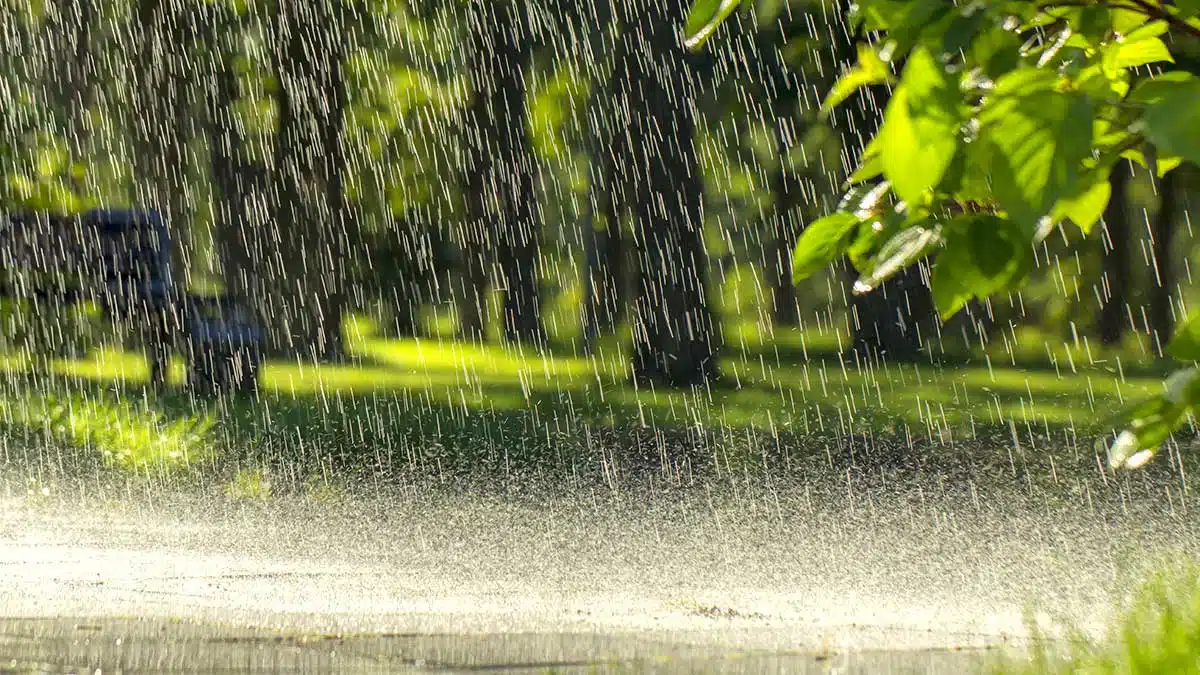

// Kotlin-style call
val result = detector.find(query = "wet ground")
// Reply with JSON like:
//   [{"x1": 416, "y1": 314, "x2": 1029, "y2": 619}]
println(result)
[
  {"x1": 2, "y1": 616, "x2": 993, "y2": 673},
  {"x1": 0, "y1": 469, "x2": 1195, "y2": 673}
]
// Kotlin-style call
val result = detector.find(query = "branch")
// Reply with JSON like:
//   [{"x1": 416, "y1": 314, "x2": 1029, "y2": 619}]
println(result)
[
  {"x1": 1036, "y1": 0, "x2": 1200, "y2": 40},
  {"x1": 1124, "y1": 0, "x2": 1200, "y2": 40}
]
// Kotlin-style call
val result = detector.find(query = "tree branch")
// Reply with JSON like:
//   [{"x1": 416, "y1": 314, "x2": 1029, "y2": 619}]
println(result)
[
  {"x1": 1036, "y1": 0, "x2": 1200, "y2": 39},
  {"x1": 1124, "y1": 0, "x2": 1200, "y2": 40}
]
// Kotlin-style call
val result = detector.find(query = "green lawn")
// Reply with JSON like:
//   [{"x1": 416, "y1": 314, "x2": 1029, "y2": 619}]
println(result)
[{"x1": 0, "y1": 315, "x2": 1177, "y2": 480}]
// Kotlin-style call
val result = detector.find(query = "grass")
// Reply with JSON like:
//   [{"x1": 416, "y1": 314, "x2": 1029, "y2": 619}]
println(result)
[
  {"x1": 0, "y1": 311, "x2": 1187, "y2": 490},
  {"x1": 986, "y1": 559, "x2": 1200, "y2": 674}
]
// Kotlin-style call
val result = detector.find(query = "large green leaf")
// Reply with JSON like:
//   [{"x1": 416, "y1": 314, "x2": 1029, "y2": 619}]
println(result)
[
  {"x1": 684, "y1": 0, "x2": 742, "y2": 50},
  {"x1": 1169, "y1": 313, "x2": 1200, "y2": 361},
  {"x1": 1177, "y1": 0, "x2": 1200, "y2": 19},
  {"x1": 1103, "y1": 22, "x2": 1173, "y2": 70},
  {"x1": 931, "y1": 215, "x2": 1032, "y2": 319},
  {"x1": 978, "y1": 69, "x2": 1094, "y2": 234},
  {"x1": 791, "y1": 212, "x2": 862, "y2": 285},
  {"x1": 820, "y1": 44, "x2": 893, "y2": 117},
  {"x1": 1131, "y1": 72, "x2": 1200, "y2": 167},
  {"x1": 1051, "y1": 172, "x2": 1111, "y2": 235},
  {"x1": 854, "y1": 0, "x2": 947, "y2": 53},
  {"x1": 848, "y1": 136, "x2": 884, "y2": 185},
  {"x1": 879, "y1": 47, "x2": 962, "y2": 207}
]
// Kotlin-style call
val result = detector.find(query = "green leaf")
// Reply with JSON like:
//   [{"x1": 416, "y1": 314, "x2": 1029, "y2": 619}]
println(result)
[
  {"x1": 838, "y1": 181, "x2": 892, "y2": 219},
  {"x1": 1131, "y1": 72, "x2": 1200, "y2": 167},
  {"x1": 1169, "y1": 313, "x2": 1200, "y2": 361},
  {"x1": 856, "y1": 0, "x2": 947, "y2": 54},
  {"x1": 820, "y1": 43, "x2": 893, "y2": 117},
  {"x1": 1051, "y1": 174, "x2": 1111, "y2": 235},
  {"x1": 1108, "y1": 367, "x2": 1198, "y2": 470},
  {"x1": 1103, "y1": 31, "x2": 1173, "y2": 70},
  {"x1": 849, "y1": 142, "x2": 883, "y2": 185},
  {"x1": 1121, "y1": 148, "x2": 1185, "y2": 178},
  {"x1": 1177, "y1": 0, "x2": 1200, "y2": 19},
  {"x1": 879, "y1": 47, "x2": 963, "y2": 207},
  {"x1": 978, "y1": 69, "x2": 1094, "y2": 234},
  {"x1": 684, "y1": 0, "x2": 742, "y2": 50},
  {"x1": 969, "y1": 21, "x2": 1021, "y2": 79},
  {"x1": 931, "y1": 215, "x2": 1033, "y2": 319},
  {"x1": 1112, "y1": 8, "x2": 1151, "y2": 34},
  {"x1": 854, "y1": 225, "x2": 942, "y2": 294},
  {"x1": 791, "y1": 212, "x2": 862, "y2": 285}
]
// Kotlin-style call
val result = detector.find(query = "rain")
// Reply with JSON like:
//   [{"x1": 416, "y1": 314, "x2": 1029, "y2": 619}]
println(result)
[{"x1": 1, "y1": 0, "x2": 1199, "y2": 672}]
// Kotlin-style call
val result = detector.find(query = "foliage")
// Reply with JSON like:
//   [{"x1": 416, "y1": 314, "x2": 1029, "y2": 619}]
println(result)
[
  {"x1": 987, "y1": 559, "x2": 1200, "y2": 674},
  {"x1": 0, "y1": 382, "x2": 213, "y2": 470},
  {"x1": 687, "y1": 0, "x2": 1200, "y2": 471}
]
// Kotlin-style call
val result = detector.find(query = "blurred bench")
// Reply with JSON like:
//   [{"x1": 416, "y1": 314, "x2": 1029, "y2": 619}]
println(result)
[{"x1": 0, "y1": 208, "x2": 263, "y2": 394}]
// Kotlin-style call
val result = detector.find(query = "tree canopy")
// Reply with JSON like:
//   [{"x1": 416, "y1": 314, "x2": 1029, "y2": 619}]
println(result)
[{"x1": 686, "y1": 0, "x2": 1200, "y2": 470}]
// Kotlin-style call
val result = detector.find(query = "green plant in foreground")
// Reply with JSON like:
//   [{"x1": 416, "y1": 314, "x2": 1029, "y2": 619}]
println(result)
[
  {"x1": 986, "y1": 562, "x2": 1200, "y2": 674},
  {"x1": 0, "y1": 387, "x2": 213, "y2": 470},
  {"x1": 686, "y1": 0, "x2": 1200, "y2": 471}
]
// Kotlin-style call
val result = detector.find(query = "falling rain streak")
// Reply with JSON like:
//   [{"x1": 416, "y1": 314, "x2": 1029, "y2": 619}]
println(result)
[{"x1": 0, "y1": 0, "x2": 1198, "y2": 672}]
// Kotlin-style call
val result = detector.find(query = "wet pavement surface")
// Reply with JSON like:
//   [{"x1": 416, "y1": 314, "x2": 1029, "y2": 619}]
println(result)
[
  {"x1": 0, "y1": 616, "x2": 993, "y2": 673},
  {"x1": 2, "y1": 474, "x2": 1191, "y2": 673}
]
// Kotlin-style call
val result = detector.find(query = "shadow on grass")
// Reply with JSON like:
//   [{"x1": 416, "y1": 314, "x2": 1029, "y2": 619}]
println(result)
[{"x1": 1, "y1": 332, "x2": 1182, "y2": 498}]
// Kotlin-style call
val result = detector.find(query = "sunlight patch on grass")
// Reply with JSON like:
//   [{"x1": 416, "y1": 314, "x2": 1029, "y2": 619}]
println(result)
[{"x1": 0, "y1": 388, "x2": 212, "y2": 470}]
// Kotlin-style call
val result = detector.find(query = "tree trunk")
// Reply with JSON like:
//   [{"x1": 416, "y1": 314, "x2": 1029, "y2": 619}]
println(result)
[
  {"x1": 581, "y1": 85, "x2": 628, "y2": 353},
  {"x1": 267, "y1": 1, "x2": 349, "y2": 361},
  {"x1": 618, "y1": 0, "x2": 719, "y2": 387},
  {"x1": 1150, "y1": 167, "x2": 1181, "y2": 351},
  {"x1": 203, "y1": 10, "x2": 264, "y2": 306},
  {"x1": 767, "y1": 124, "x2": 802, "y2": 328},
  {"x1": 44, "y1": 0, "x2": 94, "y2": 134},
  {"x1": 130, "y1": 0, "x2": 193, "y2": 289},
  {"x1": 1097, "y1": 160, "x2": 1133, "y2": 347},
  {"x1": 459, "y1": 2, "x2": 544, "y2": 346}
]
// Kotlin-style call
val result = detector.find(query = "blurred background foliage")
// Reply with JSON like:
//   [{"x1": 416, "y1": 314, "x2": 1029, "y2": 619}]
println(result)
[{"x1": 0, "y1": 0, "x2": 1197, "y2": 474}]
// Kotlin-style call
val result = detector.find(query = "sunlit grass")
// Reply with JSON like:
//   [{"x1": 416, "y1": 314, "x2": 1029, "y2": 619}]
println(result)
[
  {"x1": 985, "y1": 559, "x2": 1200, "y2": 675},
  {"x1": 0, "y1": 313, "x2": 1177, "y2": 476},
  {"x1": 0, "y1": 385, "x2": 212, "y2": 470}
]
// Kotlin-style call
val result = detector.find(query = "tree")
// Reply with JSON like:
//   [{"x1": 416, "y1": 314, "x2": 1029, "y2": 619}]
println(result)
[
  {"x1": 618, "y1": 0, "x2": 720, "y2": 386},
  {"x1": 1097, "y1": 159, "x2": 1133, "y2": 347},
  {"x1": 200, "y1": 3, "x2": 268, "y2": 309},
  {"x1": 1150, "y1": 166, "x2": 1184, "y2": 350},
  {"x1": 266, "y1": 0, "x2": 355, "y2": 360},
  {"x1": 687, "y1": 0, "x2": 1200, "y2": 469},
  {"x1": 459, "y1": 1, "x2": 546, "y2": 346},
  {"x1": 129, "y1": 0, "x2": 199, "y2": 286}
]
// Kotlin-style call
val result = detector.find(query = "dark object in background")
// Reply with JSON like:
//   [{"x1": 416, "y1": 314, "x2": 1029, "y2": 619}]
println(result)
[
  {"x1": 181, "y1": 294, "x2": 263, "y2": 396},
  {"x1": 0, "y1": 208, "x2": 263, "y2": 395}
]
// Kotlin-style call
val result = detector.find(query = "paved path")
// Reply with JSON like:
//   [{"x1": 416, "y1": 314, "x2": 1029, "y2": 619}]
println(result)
[{"x1": 0, "y1": 475, "x2": 1192, "y2": 672}]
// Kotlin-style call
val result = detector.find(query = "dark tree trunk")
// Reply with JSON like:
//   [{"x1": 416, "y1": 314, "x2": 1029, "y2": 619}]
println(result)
[
  {"x1": 203, "y1": 9, "x2": 265, "y2": 305},
  {"x1": 581, "y1": 86, "x2": 628, "y2": 353},
  {"x1": 767, "y1": 123, "x2": 801, "y2": 328},
  {"x1": 1150, "y1": 167, "x2": 1181, "y2": 351},
  {"x1": 848, "y1": 262, "x2": 936, "y2": 362},
  {"x1": 1097, "y1": 160, "x2": 1133, "y2": 347},
  {"x1": 130, "y1": 0, "x2": 194, "y2": 288},
  {"x1": 267, "y1": 1, "x2": 349, "y2": 361},
  {"x1": 459, "y1": 2, "x2": 545, "y2": 346},
  {"x1": 45, "y1": 0, "x2": 94, "y2": 132},
  {"x1": 617, "y1": 0, "x2": 719, "y2": 387},
  {"x1": 582, "y1": 212, "x2": 626, "y2": 349}
]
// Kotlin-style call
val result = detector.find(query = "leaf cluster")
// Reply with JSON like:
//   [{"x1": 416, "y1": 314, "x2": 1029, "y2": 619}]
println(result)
[{"x1": 687, "y1": 0, "x2": 1200, "y2": 470}]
